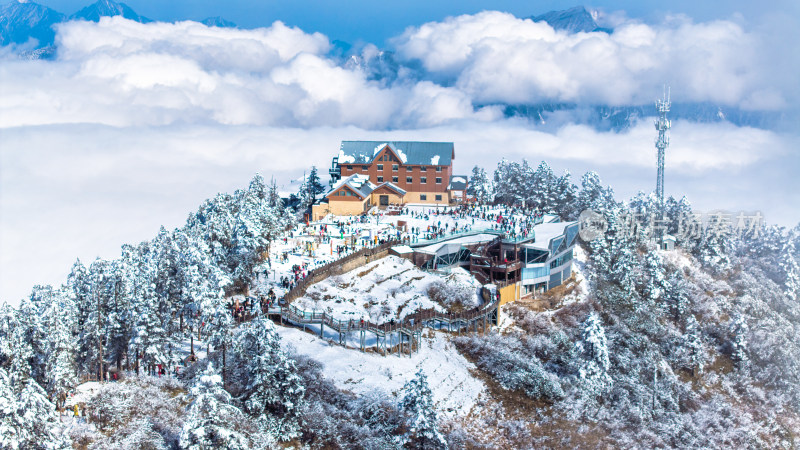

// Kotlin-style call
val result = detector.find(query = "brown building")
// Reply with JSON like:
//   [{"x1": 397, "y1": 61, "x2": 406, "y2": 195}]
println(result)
[{"x1": 328, "y1": 141, "x2": 458, "y2": 205}]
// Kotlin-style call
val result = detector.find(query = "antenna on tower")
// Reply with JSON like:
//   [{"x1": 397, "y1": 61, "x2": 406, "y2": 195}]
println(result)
[{"x1": 654, "y1": 85, "x2": 671, "y2": 243}]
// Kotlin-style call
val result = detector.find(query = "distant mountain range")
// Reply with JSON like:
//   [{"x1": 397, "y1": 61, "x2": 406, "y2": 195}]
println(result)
[
  {"x1": 530, "y1": 5, "x2": 612, "y2": 34},
  {"x1": 0, "y1": 0, "x2": 235, "y2": 48}
]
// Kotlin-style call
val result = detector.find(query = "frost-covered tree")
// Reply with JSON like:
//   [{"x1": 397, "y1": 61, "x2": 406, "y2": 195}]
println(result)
[
  {"x1": 232, "y1": 319, "x2": 304, "y2": 441},
  {"x1": 683, "y1": 314, "x2": 704, "y2": 377},
  {"x1": 575, "y1": 171, "x2": 616, "y2": 218},
  {"x1": 467, "y1": 165, "x2": 493, "y2": 204},
  {"x1": 778, "y1": 230, "x2": 799, "y2": 301},
  {"x1": 300, "y1": 167, "x2": 325, "y2": 209},
  {"x1": 575, "y1": 312, "x2": 611, "y2": 396},
  {"x1": 665, "y1": 271, "x2": 690, "y2": 322},
  {"x1": 14, "y1": 379, "x2": 69, "y2": 449},
  {"x1": 0, "y1": 368, "x2": 19, "y2": 449},
  {"x1": 43, "y1": 291, "x2": 78, "y2": 409},
  {"x1": 179, "y1": 363, "x2": 251, "y2": 450},
  {"x1": 399, "y1": 369, "x2": 446, "y2": 449},
  {"x1": 729, "y1": 314, "x2": 749, "y2": 371}
]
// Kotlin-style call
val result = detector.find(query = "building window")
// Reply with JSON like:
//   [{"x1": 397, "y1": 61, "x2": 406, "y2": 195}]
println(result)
[
  {"x1": 420, "y1": 194, "x2": 427, "y2": 200},
  {"x1": 420, "y1": 177, "x2": 427, "y2": 184},
  {"x1": 392, "y1": 176, "x2": 398, "y2": 183},
  {"x1": 406, "y1": 166, "x2": 413, "y2": 172},
  {"x1": 436, "y1": 166, "x2": 442, "y2": 172},
  {"x1": 377, "y1": 176, "x2": 383, "y2": 183},
  {"x1": 393, "y1": 164, "x2": 399, "y2": 171},
  {"x1": 377, "y1": 164, "x2": 383, "y2": 171},
  {"x1": 435, "y1": 194, "x2": 442, "y2": 201},
  {"x1": 362, "y1": 165, "x2": 368, "y2": 170},
  {"x1": 421, "y1": 165, "x2": 426, "y2": 171},
  {"x1": 435, "y1": 177, "x2": 442, "y2": 184},
  {"x1": 347, "y1": 165, "x2": 352, "y2": 170},
  {"x1": 406, "y1": 176, "x2": 413, "y2": 183}
]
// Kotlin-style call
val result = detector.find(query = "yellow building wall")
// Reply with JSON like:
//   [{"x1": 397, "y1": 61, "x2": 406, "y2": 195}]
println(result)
[
  {"x1": 405, "y1": 191, "x2": 450, "y2": 204},
  {"x1": 498, "y1": 282, "x2": 521, "y2": 306},
  {"x1": 370, "y1": 190, "x2": 404, "y2": 205},
  {"x1": 314, "y1": 199, "x2": 369, "y2": 219}
]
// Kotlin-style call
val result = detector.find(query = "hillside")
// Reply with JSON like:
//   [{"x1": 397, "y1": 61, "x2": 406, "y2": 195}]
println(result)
[{"x1": 0, "y1": 162, "x2": 798, "y2": 448}]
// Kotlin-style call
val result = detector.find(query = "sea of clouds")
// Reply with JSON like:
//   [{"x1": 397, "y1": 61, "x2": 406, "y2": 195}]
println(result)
[{"x1": 0, "y1": 12, "x2": 798, "y2": 304}]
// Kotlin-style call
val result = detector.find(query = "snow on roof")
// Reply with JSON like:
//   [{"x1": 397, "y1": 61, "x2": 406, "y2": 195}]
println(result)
[
  {"x1": 416, "y1": 233, "x2": 499, "y2": 254},
  {"x1": 430, "y1": 155, "x2": 440, "y2": 165},
  {"x1": 391, "y1": 245, "x2": 414, "y2": 254},
  {"x1": 523, "y1": 221, "x2": 577, "y2": 251},
  {"x1": 451, "y1": 176, "x2": 466, "y2": 183},
  {"x1": 339, "y1": 141, "x2": 453, "y2": 166},
  {"x1": 337, "y1": 149, "x2": 355, "y2": 164}
]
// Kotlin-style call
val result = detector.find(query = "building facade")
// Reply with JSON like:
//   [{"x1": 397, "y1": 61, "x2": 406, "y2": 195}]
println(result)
[{"x1": 329, "y1": 141, "x2": 458, "y2": 205}]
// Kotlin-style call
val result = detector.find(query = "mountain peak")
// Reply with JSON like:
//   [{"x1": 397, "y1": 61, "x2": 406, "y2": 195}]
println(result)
[
  {"x1": 531, "y1": 5, "x2": 611, "y2": 34},
  {"x1": 69, "y1": 0, "x2": 151, "y2": 23},
  {"x1": 201, "y1": 16, "x2": 236, "y2": 28},
  {"x1": 0, "y1": 1, "x2": 65, "y2": 47}
]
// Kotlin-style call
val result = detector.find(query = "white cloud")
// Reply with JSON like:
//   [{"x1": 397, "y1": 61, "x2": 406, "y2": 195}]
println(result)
[
  {"x1": 393, "y1": 11, "x2": 793, "y2": 109},
  {"x1": 1, "y1": 13, "x2": 797, "y2": 307}
]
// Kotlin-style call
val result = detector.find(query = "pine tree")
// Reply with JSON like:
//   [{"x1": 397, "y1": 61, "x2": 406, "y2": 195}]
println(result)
[
  {"x1": 233, "y1": 319, "x2": 305, "y2": 440},
  {"x1": 179, "y1": 362, "x2": 250, "y2": 449},
  {"x1": 665, "y1": 271, "x2": 690, "y2": 323},
  {"x1": 43, "y1": 291, "x2": 78, "y2": 409},
  {"x1": 0, "y1": 368, "x2": 19, "y2": 449},
  {"x1": 575, "y1": 312, "x2": 611, "y2": 397},
  {"x1": 399, "y1": 369, "x2": 446, "y2": 449},
  {"x1": 683, "y1": 314, "x2": 704, "y2": 377},
  {"x1": 467, "y1": 165, "x2": 492, "y2": 204},
  {"x1": 729, "y1": 314, "x2": 749, "y2": 371},
  {"x1": 778, "y1": 230, "x2": 800, "y2": 301},
  {"x1": 14, "y1": 379, "x2": 70, "y2": 449}
]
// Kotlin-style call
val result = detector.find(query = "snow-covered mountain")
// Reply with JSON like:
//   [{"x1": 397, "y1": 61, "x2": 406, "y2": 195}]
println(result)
[
  {"x1": 530, "y1": 5, "x2": 612, "y2": 33},
  {"x1": 201, "y1": 16, "x2": 236, "y2": 28},
  {"x1": 0, "y1": 0, "x2": 64, "y2": 46},
  {"x1": 69, "y1": 0, "x2": 150, "y2": 23}
]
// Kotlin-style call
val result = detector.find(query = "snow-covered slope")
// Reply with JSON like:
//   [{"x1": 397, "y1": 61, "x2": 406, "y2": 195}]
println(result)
[
  {"x1": 0, "y1": 0, "x2": 64, "y2": 47},
  {"x1": 277, "y1": 325, "x2": 487, "y2": 417},
  {"x1": 293, "y1": 255, "x2": 449, "y2": 323}
]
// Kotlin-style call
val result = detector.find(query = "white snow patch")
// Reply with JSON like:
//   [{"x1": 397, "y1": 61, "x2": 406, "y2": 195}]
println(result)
[
  {"x1": 276, "y1": 326, "x2": 487, "y2": 417},
  {"x1": 451, "y1": 176, "x2": 466, "y2": 183},
  {"x1": 64, "y1": 382, "x2": 102, "y2": 408},
  {"x1": 337, "y1": 149, "x2": 355, "y2": 164},
  {"x1": 293, "y1": 255, "x2": 447, "y2": 323},
  {"x1": 430, "y1": 155, "x2": 440, "y2": 165},
  {"x1": 373, "y1": 142, "x2": 388, "y2": 155}
]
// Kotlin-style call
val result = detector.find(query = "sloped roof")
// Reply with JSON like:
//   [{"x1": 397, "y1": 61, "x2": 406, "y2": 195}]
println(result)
[
  {"x1": 338, "y1": 141, "x2": 454, "y2": 166},
  {"x1": 448, "y1": 175, "x2": 468, "y2": 191},
  {"x1": 326, "y1": 174, "x2": 375, "y2": 199},
  {"x1": 374, "y1": 181, "x2": 407, "y2": 196}
]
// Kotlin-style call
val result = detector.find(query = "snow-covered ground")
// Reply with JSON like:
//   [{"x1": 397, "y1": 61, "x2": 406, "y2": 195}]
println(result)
[
  {"x1": 276, "y1": 325, "x2": 487, "y2": 417},
  {"x1": 293, "y1": 255, "x2": 446, "y2": 323}
]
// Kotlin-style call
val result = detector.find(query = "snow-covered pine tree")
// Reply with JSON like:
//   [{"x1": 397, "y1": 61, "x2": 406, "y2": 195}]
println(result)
[
  {"x1": 664, "y1": 271, "x2": 690, "y2": 323},
  {"x1": 301, "y1": 166, "x2": 325, "y2": 209},
  {"x1": 399, "y1": 369, "x2": 446, "y2": 449},
  {"x1": 575, "y1": 312, "x2": 612, "y2": 397},
  {"x1": 467, "y1": 165, "x2": 493, "y2": 205},
  {"x1": 43, "y1": 290, "x2": 78, "y2": 409},
  {"x1": 778, "y1": 230, "x2": 800, "y2": 301},
  {"x1": 729, "y1": 314, "x2": 750, "y2": 371},
  {"x1": 233, "y1": 318, "x2": 304, "y2": 441},
  {"x1": 576, "y1": 171, "x2": 616, "y2": 218},
  {"x1": 642, "y1": 249, "x2": 667, "y2": 305},
  {"x1": 13, "y1": 379, "x2": 70, "y2": 449},
  {"x1": 179, "y1": 362, "x2": 251, "y2": 449},
  {"x1": 0, "y1": 368, "x2": 20, "y2": 449},
  {"x1": 683, "y1": 314, "x2": 704, "y2": 377}
]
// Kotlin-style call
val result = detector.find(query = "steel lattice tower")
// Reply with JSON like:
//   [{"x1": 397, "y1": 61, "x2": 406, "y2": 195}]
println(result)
[{"x1": 654, "y1": 87, "x2": 671, "y2": 240}]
